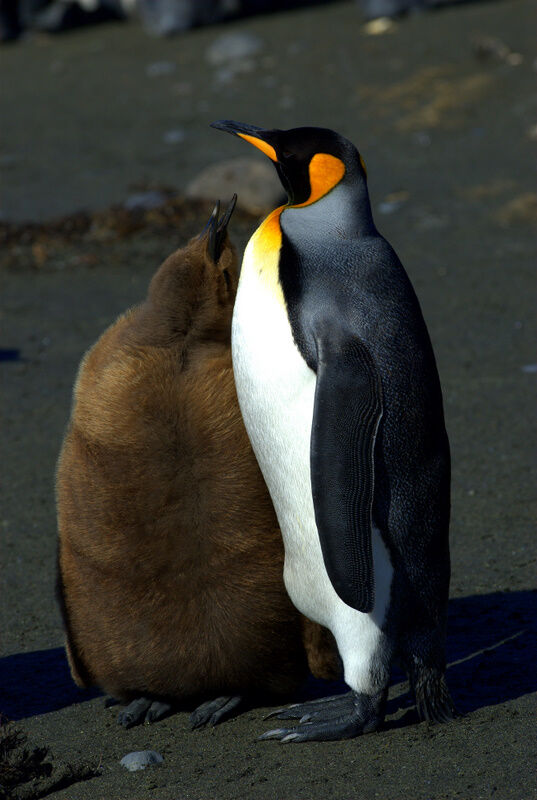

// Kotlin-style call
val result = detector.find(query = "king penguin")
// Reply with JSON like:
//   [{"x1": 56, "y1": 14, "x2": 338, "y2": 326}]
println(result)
[
  {"x1": 56, "y1": 198, "x2": 340, "y2": 731},
  {"x1": 211, "y1": 121, "x2": 457, "y2": 742}
]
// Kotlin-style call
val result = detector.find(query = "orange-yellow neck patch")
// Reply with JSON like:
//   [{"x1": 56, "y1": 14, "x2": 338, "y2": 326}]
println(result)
[
  {"x1": 240, "y1": 153, "x2": 345, "y2": 304},
  {"x1": 293, "y1": 153, "x2": 345, "y2": 208},
  {"x1": 237, "y1": 133, "x2": 278, "y2": 162},
  {"x1": 243, "y1": 204, "x2": 285, "y2": 303}
]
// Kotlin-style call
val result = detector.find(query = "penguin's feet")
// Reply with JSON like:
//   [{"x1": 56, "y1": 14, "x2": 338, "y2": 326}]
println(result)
[
  {"x1": 117, "y1": 697, "x2": 173, "y2": 728},
  {"x1": 259, "y1": 689, "x2": 386, "y2": 743},
  {"x1": 190, "y1": 695, "x2": 243, "y2": 729}
]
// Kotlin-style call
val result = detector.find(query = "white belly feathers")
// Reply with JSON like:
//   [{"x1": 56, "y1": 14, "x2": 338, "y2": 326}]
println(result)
[{"x1": 231, "y1": 233, "x2": 393, "y2": 694}]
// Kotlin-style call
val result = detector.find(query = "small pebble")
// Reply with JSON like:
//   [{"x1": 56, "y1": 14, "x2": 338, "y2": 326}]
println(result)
[
  {"x1": 363, "y1": 17, "x2": 396, "y2": 36},
  {"x1": 206, "y1": 32, "x2": 263, "y2": 66},
  {"x1": 378, "y1": 191, "x2": 409, "y2": 215},
  {"x1": 413, "y1": 131, "x2": 432, "y2": 147},
  {"x1": 521, "y1": 364, "x2": 537, "y2": 374},
  {"x1": 124, "y1": 191, "x2": 167, "y2": 211},
  {"x1": 120, "y1": 750, "x2": 164, "y2": 772},
  {"x1": 146, "y1": 61, "x2": 176, "y2": 78},
  {"x1": 163, "y1": 129, "x2": 186, "y2": 145}
]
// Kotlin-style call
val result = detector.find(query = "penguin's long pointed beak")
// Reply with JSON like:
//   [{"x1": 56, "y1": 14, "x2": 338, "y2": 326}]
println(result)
[{"x1": 210, "y1": 120, "x2": 279, "y2": 163}]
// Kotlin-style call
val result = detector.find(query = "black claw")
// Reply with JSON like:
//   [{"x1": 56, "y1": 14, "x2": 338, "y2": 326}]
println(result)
[
  {"x1": 265, "y1": 692, "x2": 353, "y2": 721},
  {"x1": 145, "y1": 700, "x2": 173, "y2": 725},
  {"x1": 190, "y1": 695, "x2": 243, "y2": 730},
  {"x1": 117, "y1": 697, "x2": 152, "y2": 728},
  {"x1": 104, "y1": 695, "x2": 120, "y2": 708}
]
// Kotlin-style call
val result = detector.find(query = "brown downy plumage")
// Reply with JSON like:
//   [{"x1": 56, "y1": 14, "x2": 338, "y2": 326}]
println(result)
[{"x1": 56, "y1": 198, "x2": 340, "y2": 729}]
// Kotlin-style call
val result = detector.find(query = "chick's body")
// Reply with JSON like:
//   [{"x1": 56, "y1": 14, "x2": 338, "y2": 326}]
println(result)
[{"x1": 56, "y1": 217, "x2": 339, "y2": 719}]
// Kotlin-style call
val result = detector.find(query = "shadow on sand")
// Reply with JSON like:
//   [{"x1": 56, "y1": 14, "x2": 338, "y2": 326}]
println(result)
[
  {"x1": 288, "y1": 589, "x2": 537, "y2": 716},
  {"x1": 1, "y1": 590, "x2": 535, "y2": 723},
  {"x1": 0, "y1": 647, "x2": 101, "y2": 722}
]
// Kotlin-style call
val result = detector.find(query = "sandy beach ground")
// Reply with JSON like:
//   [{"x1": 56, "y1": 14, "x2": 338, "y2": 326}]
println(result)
[{"x1": 1, "y1": 1, "x2": 536, "y2": 798}]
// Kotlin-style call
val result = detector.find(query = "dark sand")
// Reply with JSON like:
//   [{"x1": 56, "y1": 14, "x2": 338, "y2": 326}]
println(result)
[{"x1": 1, "y1": 1, "x2": 536, "y2": 798}]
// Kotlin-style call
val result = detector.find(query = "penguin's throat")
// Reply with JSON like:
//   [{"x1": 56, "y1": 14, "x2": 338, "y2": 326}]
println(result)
[{"x1": 242, "y1": 206, "x2": 286, "y2": 305}]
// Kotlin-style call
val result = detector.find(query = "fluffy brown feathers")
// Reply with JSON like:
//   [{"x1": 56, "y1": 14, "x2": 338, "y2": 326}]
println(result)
[{"x1": 56, "y1": 208, "x2": 339, "y2": 716}]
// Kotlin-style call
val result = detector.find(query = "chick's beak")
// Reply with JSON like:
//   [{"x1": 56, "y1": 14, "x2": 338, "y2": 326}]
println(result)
[{"x1": 205, "y1": 194, "x2": 237, "y2": 263}]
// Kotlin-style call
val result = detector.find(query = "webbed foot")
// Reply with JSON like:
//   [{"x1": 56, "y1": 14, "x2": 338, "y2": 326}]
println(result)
[
  {"x1": 259, "y1": 689, "x2": 386, "y2": 743},
  {"x1": 190, "y1": 695, "x2": 243, "y2": 729},
  {"x1": 117, "y1": 697, "x2": 173, "y2": 728}
]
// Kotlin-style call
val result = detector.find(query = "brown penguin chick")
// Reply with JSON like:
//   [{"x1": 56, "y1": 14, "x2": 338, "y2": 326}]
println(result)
[{"x1": 56, "y1": 199, "x2": 340, "y2": 729}]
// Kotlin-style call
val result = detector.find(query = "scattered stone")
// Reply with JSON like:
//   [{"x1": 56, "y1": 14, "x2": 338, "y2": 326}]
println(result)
[
  {"x1": 414, "y1": 211, "x2": 449, "y2": 231},
  {"x1": 124, "y1": 190, "x2": 168, "y2": 211},
  {"x1": 214, "y1": 59, "x2": 256, "y2": 85},
  {"x1": 495, "y1": 193, "x2": 537, "y2": 227},
  {"x1": 206, "y1": 32, "x2": 264, "y2": 67},
  {"x1": 363, "y1": 17, "x2": 396, "y2": 35},
  {"x1": 137, "y1": 0, "x2": 228, "y2": 36},
  {"x1": 120, "y1": 750, "x2": 164, "y2": 772},
  {"x1": 461, "y1": 179, "x2": 515, "y2": 201},
  {"x1": 377, "y1": 190, "x2": 410, "y2": 215},
  {"x1": 163, "y1": 128, "x2": 186, "y2": 145},
  {"x1": 521, "y1": 364, "x2": 537, "y2": 374},
  {"x1": 473, "y1": 35, "x2": 523, "y2": 66},
  {"x1": 146, "y1": 61, "x2": 176, "y2": 78},
  {"x1": 279, "y1": 95, "x2": 295, "y2": 110},
  {"x1": 172, "y1": 81, "x2": 193, "y2": 96},
  {"x1": 185, "y1": 158, "x2": 285, "y2": 215},
  {"x1": 412, "y1": 131, "x2": 432, "y2": 147}
]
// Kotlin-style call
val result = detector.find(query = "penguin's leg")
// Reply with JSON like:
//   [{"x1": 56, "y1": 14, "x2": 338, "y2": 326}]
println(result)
[
  {"x1": 117, "y1": 697, "x2": 173, "y2": 728},
  {"x1": 410, "y1": 661, "x2": 457, "y2": 723},
  {"x1": 260, "y1": 525, "x2": 394, "y2": 743},
  {"x1": 190, "y1": 695, "x2": 244, "y2": 729},
  {"x1": 260, "y1": 639, "x2": 391, "y2": 743},
  {"x1": 403, "y1": 621, "x2": 458, "y2": 723}
]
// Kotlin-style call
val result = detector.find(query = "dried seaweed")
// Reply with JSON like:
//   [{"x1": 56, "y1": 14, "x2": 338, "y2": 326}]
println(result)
[
  {"x1": 0, "y1": 720, "x2": 51, "y2": 800},
  {"x1": 0, "y1": 718, "x2": 100, "y2": 800}
]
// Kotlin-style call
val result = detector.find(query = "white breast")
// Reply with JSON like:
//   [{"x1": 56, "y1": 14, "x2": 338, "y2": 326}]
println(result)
[
  {"x1": 232, "y1": 234, "x2": 393, "y2": 694},
  {"x1": 232, "y1": 245, "x2": 314, "y2": 537}
]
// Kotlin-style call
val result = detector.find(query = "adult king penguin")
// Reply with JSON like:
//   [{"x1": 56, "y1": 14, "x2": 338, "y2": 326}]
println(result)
[{"x1": 211, "y1": 121, "x2": 457, "y2": 742}]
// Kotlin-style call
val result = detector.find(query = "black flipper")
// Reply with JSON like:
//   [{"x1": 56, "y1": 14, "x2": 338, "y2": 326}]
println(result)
[{"x1": 310, "y1": 325, "x2": 382, "y2": 613}]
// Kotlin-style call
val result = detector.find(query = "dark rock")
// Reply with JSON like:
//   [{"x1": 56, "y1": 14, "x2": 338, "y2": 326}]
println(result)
[{"x1": 185, "y1": 158, "x2": 285, "y2": 215}]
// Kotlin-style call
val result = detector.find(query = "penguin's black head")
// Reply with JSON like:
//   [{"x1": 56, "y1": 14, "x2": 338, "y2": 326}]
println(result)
[{"x1": 210, "y1": 120, "x2": 367, "y2": 207}]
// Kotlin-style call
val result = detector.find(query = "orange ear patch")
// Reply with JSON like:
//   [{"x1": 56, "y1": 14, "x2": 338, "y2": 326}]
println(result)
[
  {"x1": 237, "y1": 133, "x2": 278, "y2": 163},
  {"x1": 293, "y1": 153, "x2": 345, "y2": 207}
]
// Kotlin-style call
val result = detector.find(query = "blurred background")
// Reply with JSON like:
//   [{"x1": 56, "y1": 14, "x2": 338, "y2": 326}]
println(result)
[{"x1": 1, "y1": 0, "x2": 534, "y2": 223}]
